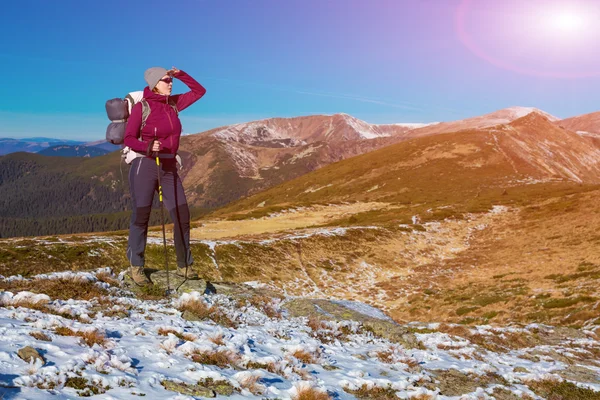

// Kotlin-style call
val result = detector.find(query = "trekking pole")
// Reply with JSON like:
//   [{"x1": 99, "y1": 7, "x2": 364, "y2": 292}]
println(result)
[{"x1": 153, "y1": 136, "x2": 172, "y2": 296}]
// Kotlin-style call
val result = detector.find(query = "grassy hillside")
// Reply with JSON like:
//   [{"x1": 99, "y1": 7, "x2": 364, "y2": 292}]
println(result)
[{"x1": 212, "y1": 126, "x2": 600, "y2": 225}]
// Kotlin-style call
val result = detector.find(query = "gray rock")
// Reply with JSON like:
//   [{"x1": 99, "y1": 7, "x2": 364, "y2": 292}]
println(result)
[
  {"x1": 282, "y1": 298, "x2": 421, "y2": 349},
  {"x1": 149, "y1": 270, "x2": 208, "y2": 294},
  {"x1": 424, "y1": 369, "x2": 508, "y2": 396},
  {"x1": 557, "y1": 366, "x2": 600, "y2": 383},
  {"x1": 17, "y1": 346, "x2": 45, "y2": 365},
  {"x1": 161, "y1": 380, "x2": 216, "y2": 397},
  {"x1": 182, "y1": 310, "x2": 202, "y2": 322},
  {"x1": 122, "y1": 269, "x2": 208, "y2": 296}
]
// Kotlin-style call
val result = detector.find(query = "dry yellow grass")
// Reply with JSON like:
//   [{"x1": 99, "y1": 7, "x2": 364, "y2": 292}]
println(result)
[
  {"x1": 29, "y1": 331, "x2": 51, "y2": 342},
  {"x1": 307, "y1": 316, "x2": 326, "y2": 332},
  {"x1": 189, "y1": 349, "x2": 239, "y2": 368},
  {"x1": 291, "y1": 349, "x2": 317, "y2": 364},
  {"x1": 343, "y1": 384, "x2": 398, "y2": 400},
  {"x1": 2, "y1": 298, "x2": 49, "y2": 311},
  {"x1": 157, "y1": 327, "x2": 196, "y2": 342},
  {"x1": 176, "y1": 298, "x2": 236, "y2": 328},
  {"x1": 54, "y1": 326, "x2": 106, "y2": 347},
  {"x1": 293, "y1": 385, "x2": 331, "y2": 400},
  {"x1": 181, "y1": 202, "x2": 391, "y2": 240},
  {"x1": 246, "y1": 294, "x2": 282, "y2": 319},
  {"x1": 208, "y1": 332, "x2": 225, "y2": 346},
  {"x1": 95, "y1": 271, "x2": 119, "y2": 286},
  {"x1": 390, "y1": 190, "x2": 600, "y2": 326},
  {"x1": 375, "y1": 349, "x2": 395, "y2": 364},
  {"x1": 0, "y1": 277, "x2": 107, "y2": 301},
  {"x1": 236, "y1": 373, "x2": 265, "y2": 395}
]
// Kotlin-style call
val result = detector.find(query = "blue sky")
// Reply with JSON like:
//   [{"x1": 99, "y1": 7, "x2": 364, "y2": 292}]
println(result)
[{"x1": 2, "y1": 0, "x2": 600, "y2": 140}]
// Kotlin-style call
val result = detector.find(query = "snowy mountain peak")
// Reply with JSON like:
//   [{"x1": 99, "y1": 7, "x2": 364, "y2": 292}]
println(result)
[
  {"x1": 338, "y1": 113, "x2": 390, "y2": 140},
  {"x1": 498, "y1": 106, "x2": 559, "y2": 122}
]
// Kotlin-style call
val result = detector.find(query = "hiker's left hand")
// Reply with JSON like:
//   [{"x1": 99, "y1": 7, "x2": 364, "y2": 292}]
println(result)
[{"x1": 168, "y1": 66, "x2": 180, "y2": 76}]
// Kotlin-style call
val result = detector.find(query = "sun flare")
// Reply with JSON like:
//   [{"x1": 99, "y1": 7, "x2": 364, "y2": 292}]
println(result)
[
  {"x1": 456, "y1": 0, "x2": 600, "y2": 78},
  {"x1": 546, "y1": 9, "x2": 588, "y2": 34},
  {"x1": 553, "y1": 12, "x2": 583, "y2": 31}
]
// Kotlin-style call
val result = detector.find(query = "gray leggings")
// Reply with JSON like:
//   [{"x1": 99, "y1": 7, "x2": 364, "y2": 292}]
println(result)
[{"x1": 127, "y1": 157, "x2": 193, "y2": 268}]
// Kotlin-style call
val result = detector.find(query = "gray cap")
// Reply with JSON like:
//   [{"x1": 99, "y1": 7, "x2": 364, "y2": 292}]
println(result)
[{"x1": 144, "y1": 67, "x2": 168, "y2": 90}]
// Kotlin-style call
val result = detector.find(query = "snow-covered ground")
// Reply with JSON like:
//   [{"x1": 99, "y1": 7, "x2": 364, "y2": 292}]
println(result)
[{"x1": 0, "y1": 268, "x2": 598, "y2": 399}]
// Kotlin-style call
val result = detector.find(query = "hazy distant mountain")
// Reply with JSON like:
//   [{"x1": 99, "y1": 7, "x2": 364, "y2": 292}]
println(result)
[
  {"x1": 84, "y1": 139, "x2": 122, "y2": 153},
  {"x1": 0, "y1": 137, "x2": 85, "y2": 155},
  {"x1": 393, "y1": 106, "x2": 560, "y2": 140},
  {"x1": 556, "y1": 110, "x2": 600, "y2": 136},
  {"x1": 37, "y1": 145, "x2": 111, "y2": 158}
]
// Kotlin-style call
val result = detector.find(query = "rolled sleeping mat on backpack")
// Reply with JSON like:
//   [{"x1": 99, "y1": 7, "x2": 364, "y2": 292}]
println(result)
[
  {"x1": 105, "y1": 98, "x2": 130, "y2": 144},
  {"x1": 106, "y1": 98, "x2": 129, "y2": 121},
  {"x1": 106, "y1": 122, "x2": 127, "y2": 145}
]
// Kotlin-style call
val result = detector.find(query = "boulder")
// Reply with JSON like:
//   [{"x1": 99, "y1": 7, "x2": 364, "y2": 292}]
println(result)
[
  {"x1": 17, "y1": 346, "x2": 45, "y2": 365},
  {"x1": 282, "y1": 298, "x2": 420, "y2": 349},
  {"x1": 161, "y1": 380, "x2": 216, "y2": 397},
  {"x1": 122, "y1": 269, "x2": 208, "y2": 296}
]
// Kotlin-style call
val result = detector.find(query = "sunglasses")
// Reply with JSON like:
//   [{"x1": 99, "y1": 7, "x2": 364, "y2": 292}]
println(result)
[{"x1": 159, "y1": 77, "x2": 173, "y2": 84}]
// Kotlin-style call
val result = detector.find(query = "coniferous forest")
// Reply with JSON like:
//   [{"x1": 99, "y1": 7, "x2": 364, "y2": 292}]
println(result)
[{"x1": 0, "y1": 152, "x2": 166, "y2": 238}]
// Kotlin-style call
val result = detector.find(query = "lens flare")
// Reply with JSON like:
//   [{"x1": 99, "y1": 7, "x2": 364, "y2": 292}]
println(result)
[
  {"x1": 456, "y1": 0, "x2": 600, "y2": 78},
  {"x1": 552, "y1": 12, "x2": 584, "y2": 32}
]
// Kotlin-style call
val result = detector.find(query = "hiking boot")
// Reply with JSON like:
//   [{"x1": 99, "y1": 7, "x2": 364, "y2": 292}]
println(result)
[
  {"x1": 176, "y1": 266, "x2": 199, "y2": 280},
  {"x1": 129, "y1": 266, "x2": 151, "y2": 286}
]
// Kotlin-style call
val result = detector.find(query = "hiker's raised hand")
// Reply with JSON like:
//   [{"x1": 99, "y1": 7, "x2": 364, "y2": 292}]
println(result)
[{"x1": 168, "y1": 66, "x2": 180, "y2": 76}]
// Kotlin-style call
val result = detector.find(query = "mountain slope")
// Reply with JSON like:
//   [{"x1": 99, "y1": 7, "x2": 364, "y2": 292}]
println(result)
[
  {"x1": 557, "y1": 110, "x2": 600, "y2": 136},
  {"x1": 215, "y1": 112, "x2": 600, "y2": 219},
  {"x1": 178, "y1": 114, "x2": 416, "y2": 209},
  {"x1": 400, "y1": 106, "x2": 559, "y2": 140}
]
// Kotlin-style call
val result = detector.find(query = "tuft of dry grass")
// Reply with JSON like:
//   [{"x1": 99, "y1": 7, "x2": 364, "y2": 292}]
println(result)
[
  {"x1": 246, "y1": 360, "x2": 282, "y2": 375},
  {"x1": 54, "y1": 326, "x2": 106, "y2": 347},
  {"x1": 182, "y1": 332, "x2": 197, "y2": 342},
  {"x1": 305, "y1": 317, "x2": 354, "y2": 344},
  {"x1": 190, "y1": 348, "x2": 240, "y2": 368},
  {"x1": 177, "y1": 298, "x2": 237, "y2": 328},
  {"x1": 343, "y1": 384, "x2": 398, "y2": 400},
  {"x1": 526, "y1": 377, "x2": 600, "y2": 400},
  {"x1": 236, "y1": 373, "x2": 265, "y2": 395},
  {"x1": 95, "y1": 270, "x2": 119, "y2": 286},
  {"x1": 246, "y1": 294, "x2": 282, "y2": 319},
  {"x1": 293, "y1": 385, "x2": 332, "y2": 400},
  {"x1": 375, "y1": 349, "x2": 394, "y2": 364},
  {"x1": 291, "y1": 349, "x2": 317, "y2": 364},
  {"x1": 55, "y1": 326, "x2": 76, "y2": 336},
  {"x1": 29, "y1": 331, "x2": 51, "y2": 342},
  {"x1": 0, "y1": 277, "x2": 107, "y2": 301},
  {"x1": 410, "y1": 395, "x2": 435, "y2": 400},
  {"x1": 157, "y1": 327, "x2": 196, "y2": 342},
  {"x1": 5, "y1": 298, "x2": 49, "y2": 311},
  {"x1": 307, "y1": 316, "x2": 326, "y2": 332},
  {"x1": 436, "y1": 323, "x2": 537, "y2": 353},
  {"x1": 208, "y1": 332, "x2": 225, "y2": 346}
]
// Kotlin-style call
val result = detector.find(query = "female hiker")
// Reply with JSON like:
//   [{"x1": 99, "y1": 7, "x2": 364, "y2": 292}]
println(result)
[{"x1": 124, "y1": 66, "x2": 206, "y2": 285}]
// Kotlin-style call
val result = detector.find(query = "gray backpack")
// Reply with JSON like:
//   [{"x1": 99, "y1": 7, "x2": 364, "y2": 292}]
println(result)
[{"x1": 105, "y1": 91, "x2": 178, "y2": 145}]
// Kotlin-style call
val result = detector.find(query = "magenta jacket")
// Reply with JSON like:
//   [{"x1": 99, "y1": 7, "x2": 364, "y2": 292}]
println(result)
[{"x1": 123, "y1": 70, "x2": 206, "y2": 155}]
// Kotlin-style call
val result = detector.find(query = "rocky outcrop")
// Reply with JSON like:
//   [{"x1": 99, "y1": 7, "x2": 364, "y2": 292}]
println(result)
[{"x1": 17, "y1": 346, "x2": 45, "y2": 365}]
